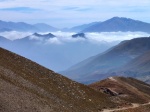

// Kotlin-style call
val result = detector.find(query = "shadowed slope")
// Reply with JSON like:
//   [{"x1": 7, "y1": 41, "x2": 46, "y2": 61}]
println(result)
[
  {"x1": 62, "y1": 37, "x2": 150, "y2": 84},
  {"x1": 118, "y1": 51, "x2": 150, "y2": 84}
]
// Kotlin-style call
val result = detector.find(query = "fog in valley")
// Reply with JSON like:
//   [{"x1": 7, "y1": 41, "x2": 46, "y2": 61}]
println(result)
[{"x1": 0, "y1": 31, "x2": 149, "y2": 72}]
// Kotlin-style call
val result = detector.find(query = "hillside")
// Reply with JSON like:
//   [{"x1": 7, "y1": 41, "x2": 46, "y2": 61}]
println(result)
[
  {"x1": 116, "y1": 104, "x2": 150, "y2": 112},
  {"x1": 89, "y1": 77, "x2": 150, "y2": 105},
  {"x1": 61, "y1": 37, "x2": 150, "y2": 84},
  {"x1": 33, "y1": 23, "x2": 58, "y2": 32},
  {"x1": 0, "y1": 20, "x2": 58, "y2": 32},
  {"x1": 0, "y1": 36, "x2": 10, "y2": 42},
  {"x1": 14, "y1": 33, "x2": 56, "y2": 44},
  {"x1": 62, "y1": 22, "x2": 100, "y2": 32},
  {"x1": 0, "y1": 47, "x2": 118, "y2": 112},
  {"x1": 82, "y1": 17, "x2": 150, "y2": 33},
  {"x1": 116, "y1": 51, "x2": 150, "y2": 84}
]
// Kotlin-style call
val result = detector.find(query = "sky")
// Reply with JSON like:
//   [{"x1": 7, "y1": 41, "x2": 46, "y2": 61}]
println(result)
[{"x1": 0, "y1": 0, "x2": 150, "y2": 28}]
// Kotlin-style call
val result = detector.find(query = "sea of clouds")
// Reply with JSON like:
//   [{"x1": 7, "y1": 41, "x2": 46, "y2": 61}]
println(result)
[
  {"x1": 0, "y1": 31, "x2": 149, "y2": 44},
  {"x1": 0, "y1": 31, "x2": 150, "y2": 71}
]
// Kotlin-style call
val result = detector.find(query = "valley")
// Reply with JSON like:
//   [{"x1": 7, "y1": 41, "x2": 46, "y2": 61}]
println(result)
[{"x1": 0, "y1": 16, "x2": 150, "y2": 112}]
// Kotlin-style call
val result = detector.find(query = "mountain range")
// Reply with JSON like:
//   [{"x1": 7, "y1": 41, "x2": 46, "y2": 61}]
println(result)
[
  {"x1": 0, "y1": 33, "x2": 115, "y2": 71},
  {"x1": 0, "y1": 20, "x2": 58, "y2": 32},
  {"x1": 61, "y1": 17, "x2": 150, "y2": 33},
  {"x1": 61, "y1": 37, "x2": 150, "y2": 84},
  {"x1": 1, "y1": 17, "x2": 150, "y2": 33},
  {"x1": 62, "y1": 22, "x2": 101, "y2": 32},
  {"x1": 0, "y1": 47, "x2": 150, "y2": 112},
  {"x1": 82, "y1": 17, "x2": 150, "y2": 33},
  {"x1": 15, "y1": 32, "x2": 56, "y2": 42}
]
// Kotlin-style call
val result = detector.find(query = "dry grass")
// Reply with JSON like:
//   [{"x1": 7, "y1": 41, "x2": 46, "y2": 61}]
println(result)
[
  {"x1": 0, "y1": 47, "x2": 117, "y2": 112},
  {"x1": 89, "y1": 76, "x2": 150, "y2": 106},
  {"x1": 116, "y1": 104, "x2": 150, "y2": 112}
]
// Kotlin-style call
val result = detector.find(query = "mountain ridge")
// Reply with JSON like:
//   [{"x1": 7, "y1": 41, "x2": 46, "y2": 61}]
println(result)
[
  {"x1": 82, "y1": 17, "x2": 150, "y2": 33},
  {"x1": 0, "y1": 47, "x2": 117, "y2": 112},
  {"x1": 61, "y1": 37, "x2": 150, "y2": 84},
  {"x1": 0, "y1": 20, "x2": 58, "y2": 32}
]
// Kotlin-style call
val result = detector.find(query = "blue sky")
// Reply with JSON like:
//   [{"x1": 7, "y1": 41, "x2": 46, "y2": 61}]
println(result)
[{"x1": 0, "y1": 0, "x2": 150, "y2": 28}]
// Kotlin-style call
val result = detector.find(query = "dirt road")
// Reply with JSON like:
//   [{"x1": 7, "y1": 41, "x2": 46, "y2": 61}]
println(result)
[{"x1": 102, "y1": 102, "x2": 150, "y2": 112}]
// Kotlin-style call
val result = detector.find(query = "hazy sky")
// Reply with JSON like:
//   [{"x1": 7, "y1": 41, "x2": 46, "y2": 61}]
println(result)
[{"x1": 0, "y1": 0, "x2": 150, "y2": 28}]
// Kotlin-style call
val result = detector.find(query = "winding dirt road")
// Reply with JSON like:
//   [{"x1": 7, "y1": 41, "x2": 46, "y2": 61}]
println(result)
[{"x1": 102, "y1": 102, "x2": 150, "y2": 112}]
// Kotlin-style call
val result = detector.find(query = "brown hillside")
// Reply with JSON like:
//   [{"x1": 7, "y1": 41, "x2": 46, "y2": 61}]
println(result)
[
  {"x1": 0, "y1": 47, "x2": 116, "y2": 112},
  {"x1": 89, "y1": 77, "x2": 150, "y2": 105},
  {"x1": 117, "y1": 104, "x2": 150, "y2": 112}
]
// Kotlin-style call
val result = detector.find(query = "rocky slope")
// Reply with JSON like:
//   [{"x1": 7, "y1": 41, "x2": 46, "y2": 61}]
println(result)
[
  {"x1": 0, "y1": 47, "x2": 117, "y2": 112},
  {"x1": 89, "y1": 77, "x2": 150, "y2": 105}
]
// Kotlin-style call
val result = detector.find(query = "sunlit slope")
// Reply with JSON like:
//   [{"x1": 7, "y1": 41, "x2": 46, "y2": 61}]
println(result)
[
  {"x1": 89, "y1": 77, "x2": 150, "y2": 104},
  {"x1": 0, "y1": 47, "x2": 116, "y2": 112}
]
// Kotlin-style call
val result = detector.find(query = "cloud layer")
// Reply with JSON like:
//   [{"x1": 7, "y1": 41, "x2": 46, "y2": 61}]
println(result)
[
  {"x1": 1, "y1": 31, "x2": 149, "y2": 44},
  {"x1": 0, "y1": 31, "x2": 32, "y2": 40}
]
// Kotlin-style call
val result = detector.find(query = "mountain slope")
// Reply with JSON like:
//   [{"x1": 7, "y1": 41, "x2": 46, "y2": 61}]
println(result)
[
  {"x1": 32, "y1": 32, "x2": 56, "y2": 39},
  {"x1": 82, "y1": 17, "x2": 150, "y2": 33},
  {"x1": 116, "y1": 51, "x2": 150, "y2": 84},
  {"x1": 0, "y1": 36, "x2": 10, "y2": 42},
  {"x1": 33, "y1": 23, "x2": 58, "y2": 32},
  {"x1": 89, "y1": 77, "x2": 150, "y2": 104},
  {"x1": 68, "y1": 22, "x2": 101, "y2": 32},
  {"x1": 61, "y1": 37, "x2": 150, "y2": 84},
  {"x1": 0, "y1": 20, "x2": 58, "y2": 32},
  {"x1": 14, "y1": 32, "x2": 56, "y2": 43},
  {"x1": 0, "y1": 47, "x2": 117, "y2": 112},
  {"x1": 0, "y1": 20, "x2": 38, "y2": 32},
  {"x1": 121, "y1": 51, "x2": 150, "y2": 72}
]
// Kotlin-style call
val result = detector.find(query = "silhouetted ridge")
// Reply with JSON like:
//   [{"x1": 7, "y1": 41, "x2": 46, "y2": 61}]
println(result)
[{"x1": 72, "y1": 33, "x2": 86, "y2": 38}]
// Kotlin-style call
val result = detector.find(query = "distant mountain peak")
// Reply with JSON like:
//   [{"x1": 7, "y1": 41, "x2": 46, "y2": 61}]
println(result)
[
  {"x1": 107, "y1": 17, "x2": 140, "y2": 23},
  {"x1": 82, "y1": 17, "x2": 150, "y2": 33},
  {"x1": 33, "y1": 32, "x2": 56, "y2": 39},
  {"x1": 72, "y1": 33, "x2": 86, "y2": 38},
  {"x1": 111, "y1": 16, "x2": 129, "y2": 19},
  {"x1": 0, "y1": 20, "x2": 58, "y2": 32}
]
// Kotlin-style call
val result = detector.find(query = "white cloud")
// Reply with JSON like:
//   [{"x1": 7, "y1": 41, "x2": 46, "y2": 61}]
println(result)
[
  {"x1": 51, "y1": 31, "x2": 86, "y2": 43},
  {"x1": 45, "y1": 37, "x2": 62, "y2": 45},
  {"x1": 29, "y1": 35, "x2": 43, "y2": 41},
  {"x1": 1, "y1": 31, "x2": 149, "y2": 44},
  {"x1": 86, "y1": 32, "x2": 150, "y2": 43},
  {"x1": 0, "y1": 31, "x2": 32, "y2": 40}
]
